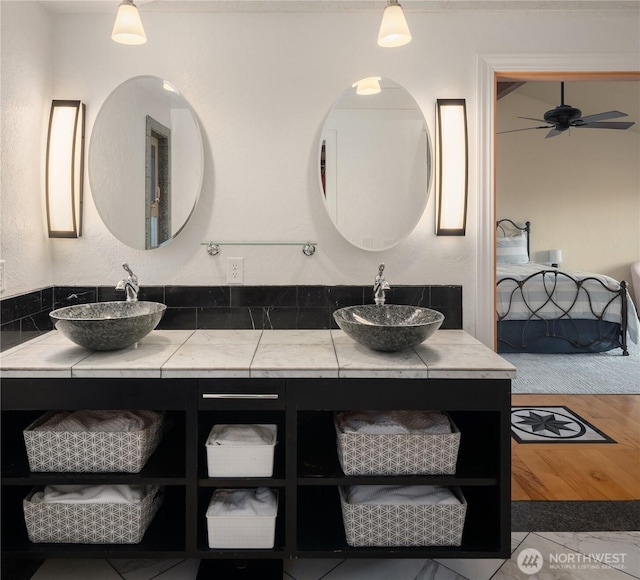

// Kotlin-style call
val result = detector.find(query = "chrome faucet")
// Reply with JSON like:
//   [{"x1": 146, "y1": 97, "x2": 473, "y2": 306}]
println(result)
[
  {"x1": 116, "y1": 262, "x2": 139, "y2": 302},
  {"x1": 373, "y1": 263, "x2": 390, "y2": 305}
]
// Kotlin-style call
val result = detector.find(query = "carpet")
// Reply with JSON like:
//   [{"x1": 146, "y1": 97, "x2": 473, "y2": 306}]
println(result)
[
  {"x1": 511, "y1": 406, "x2": 616, "y2": 444},
  {"x1": 502, "y1": 340, "x2": 639, "y2": 394}
]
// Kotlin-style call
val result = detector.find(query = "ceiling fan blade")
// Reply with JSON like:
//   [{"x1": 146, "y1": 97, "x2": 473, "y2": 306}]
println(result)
[
  {"x1": 498, "y1": 126, "x2": 551, "y2": 134},
  {"x1": 574, "y1": 121, "x2": 635, "y2": 130},
  {"x1": 545, "y1": 128, "x2": 562, "y2": 139},
  {"x1": 577, "y1": 110, "x2": 628, "y2": 124},
  {"x1": 518, "y1": 116, "x2": 548, "y2": 123}
]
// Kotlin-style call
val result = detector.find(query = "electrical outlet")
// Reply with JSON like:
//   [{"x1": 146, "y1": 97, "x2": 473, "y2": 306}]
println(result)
[
  {"x1": 0, "y1": 260, "x2": 5, "y2": 293},
  {"x1": 226, "y1": 257, "x2": 244, "y2": 284}
]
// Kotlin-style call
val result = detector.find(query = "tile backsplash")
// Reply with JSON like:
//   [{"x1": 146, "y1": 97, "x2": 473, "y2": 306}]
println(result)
[{"x1": 0, "y1": 285, "x2": 462, "y2": 352}]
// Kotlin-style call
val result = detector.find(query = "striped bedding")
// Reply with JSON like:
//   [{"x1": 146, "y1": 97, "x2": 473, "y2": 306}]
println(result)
[{"x1": 496, "y1": 262, "x2": 639, "y2": 345}]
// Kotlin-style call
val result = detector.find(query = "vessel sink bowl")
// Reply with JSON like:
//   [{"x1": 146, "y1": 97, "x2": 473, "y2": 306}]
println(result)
[
  {"x1": 333, "y1": 304, "x2": 444, "y2": 352},
  {"x1": 49, "y1": 301, "x2": 167, "y2": 351}
]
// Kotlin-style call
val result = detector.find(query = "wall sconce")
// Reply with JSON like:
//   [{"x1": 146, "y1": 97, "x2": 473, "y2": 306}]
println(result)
[
  {"x1": 377, "y1": 0, "x2": 412, "y2": 47},
  {"x1": 436, "y1": 99, "x2": 468, "y2": 236},
  {"x1": 549, "y1": 249, "x2": 563, "y2": 268},
  {"x1": 112, "y1": 0, "x2": 147, "y2": 45},
  {"x1": 352, "y1": 77, "x2": 382, "y2": 95},
  {"x1": 45, "y1": 100, "x2": 85, "y2": 238}
]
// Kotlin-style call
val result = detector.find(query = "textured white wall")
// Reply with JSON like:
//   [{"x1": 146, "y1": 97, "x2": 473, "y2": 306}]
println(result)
[
  {"x1": 1, "y1": 3, "x2": 639, "y2": 340},
  {"x1": 0, "y1": 2, "x2": 53, "y2": 295}
]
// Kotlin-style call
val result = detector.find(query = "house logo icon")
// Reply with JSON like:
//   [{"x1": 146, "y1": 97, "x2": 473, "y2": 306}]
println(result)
[{"x1": 517, "y1": 548, "x2": 544, "y2": 574}]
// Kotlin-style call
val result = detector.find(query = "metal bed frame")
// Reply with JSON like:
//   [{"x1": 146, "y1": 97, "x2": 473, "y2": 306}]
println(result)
[{"x1": 496, "y1": 219, "x2": 629, "y2": 356}]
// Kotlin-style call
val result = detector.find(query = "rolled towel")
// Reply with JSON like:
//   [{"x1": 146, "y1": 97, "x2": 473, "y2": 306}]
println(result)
[
  {"x1": 34, "y1": 410, "x2": 161, "y2": 433},
  {"x1": 31, "y1": 484, "x2": 152, "y2": 504},
  {"x1": 207, "y1": 487, "x2": 277, "y2": 518},
  {"x1": 346, "y1": 485, "x2": 460, "y2": 506},
  {"x1": 336, "y1": 410, "x2": 451, "y2": 435},
  {"x1": 207, "y1": 424, "x2": 276, "y2": 446}
]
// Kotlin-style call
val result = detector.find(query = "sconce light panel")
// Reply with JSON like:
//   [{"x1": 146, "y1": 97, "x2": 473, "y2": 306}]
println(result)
[
  {"x1": 436, "y1": 99, "x2": 468, "y2": 236},
  {"x1": 46, "y1": 100, "x2": 85, "y2": 238}
]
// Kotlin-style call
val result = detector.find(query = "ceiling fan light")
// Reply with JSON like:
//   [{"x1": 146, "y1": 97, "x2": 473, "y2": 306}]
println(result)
[
  {"x1": 377, "y1": 1, "x2": 412, "y2": 48},
  {"x1": 112, "y1": 0, "x2": 147, "y2": 45}
]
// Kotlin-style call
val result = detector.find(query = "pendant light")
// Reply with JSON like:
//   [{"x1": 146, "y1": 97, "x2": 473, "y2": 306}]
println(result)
[
  {"x1": 112, "y1": 0, "x2": 147, "y2": 45},
  {"x1": 377, "y1": 0, "x2": 412, "y2": 48}
]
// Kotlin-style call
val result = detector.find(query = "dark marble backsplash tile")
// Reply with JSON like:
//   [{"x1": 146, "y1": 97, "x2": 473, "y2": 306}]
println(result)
[
  {"x1": 230, "y1": 286, "x2": 297, "y2": 308},
  {"x1": 165, "y1": 286, "x2": 229, "y2": 308},
  {"x1": 53, "y1": 287, "x2": 97, "y2": 308},
  {"x1": 1, "y1": 284, "x2": 463, "y2": 351}
]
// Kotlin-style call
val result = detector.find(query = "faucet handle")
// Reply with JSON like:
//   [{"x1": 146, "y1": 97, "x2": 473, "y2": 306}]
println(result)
[
  {"x1": 378, "y1": 263, "x2": 385, "y2": 276},
  {"x1": 122, "y1": 262, "x2": 138, "y2": 283}
]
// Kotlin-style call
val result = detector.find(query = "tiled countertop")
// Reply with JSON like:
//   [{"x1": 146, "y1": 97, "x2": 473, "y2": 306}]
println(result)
[{"x1": 0, "y1": 329, "x2": 516, "y2": 380}]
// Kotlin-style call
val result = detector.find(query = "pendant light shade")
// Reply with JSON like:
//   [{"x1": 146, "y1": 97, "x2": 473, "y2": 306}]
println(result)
[
  {"x1": 352, "y1": 77, "x2": 382, "y2": 96},
  {"x1": 377, "y1": 0, "x2": 412, "y2": 48},
  {"x1": 112, "y1": 0, "x2": 147, "y2": 45}
]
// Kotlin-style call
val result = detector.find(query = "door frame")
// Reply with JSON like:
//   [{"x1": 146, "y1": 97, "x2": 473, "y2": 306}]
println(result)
[{"x1": 474, "y1": 53, "x2": 639, "y2": 349}]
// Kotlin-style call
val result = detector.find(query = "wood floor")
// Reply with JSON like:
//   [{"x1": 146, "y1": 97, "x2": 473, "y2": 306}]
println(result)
[{"x1": 511, "y1": 394, "x2": 640, "y2": 501}]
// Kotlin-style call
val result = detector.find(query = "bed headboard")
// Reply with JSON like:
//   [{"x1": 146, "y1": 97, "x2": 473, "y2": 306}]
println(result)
[{"x1": 496, "y1": 219, "x2": 531, "y2": 260}]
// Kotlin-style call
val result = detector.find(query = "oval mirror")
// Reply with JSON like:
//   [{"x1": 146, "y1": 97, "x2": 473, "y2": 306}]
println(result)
[
  {"x1": 89, "y1": 76, "x2": 204, "y2": 250},
  {"x1": 319, "y1": 78, "x2": 432, "y2": 251}
]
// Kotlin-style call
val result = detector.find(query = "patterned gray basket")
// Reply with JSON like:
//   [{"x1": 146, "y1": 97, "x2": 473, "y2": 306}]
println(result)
[
  {"x1": 335, "y1": 413, "x2": 461, "y2": 475},
  {"x1": 339, "y1": 486, "x2": 467, "y2": 547},
  {"x1": 23, "y1": 411, "x2": 163, "y2": 473},
  {"x1": 23, "y1": 485, "x2": 163, "y2": 544}
]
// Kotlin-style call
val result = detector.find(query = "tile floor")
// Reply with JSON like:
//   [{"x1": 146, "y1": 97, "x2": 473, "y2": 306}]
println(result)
[{"x1": 24, "y1": 532, "x2": 640, "y2": 580}]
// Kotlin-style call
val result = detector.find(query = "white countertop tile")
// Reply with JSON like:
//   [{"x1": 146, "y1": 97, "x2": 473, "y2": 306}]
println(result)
[
  {"x1": 184, "y1": 329, "x2": 262, "y2": 345},
  {"x1": 138, "y1": 330, "x2": 196, "y2": 345},
  {"x1": 0, "y1": 342, "x2": 93, "y2": 378},
  {"x1": 414, "y1": 344, "x2": 517, "y2": 379},
  {"x1": 0, "y1": 329, "x2": 515, "y2": 379},
  {"x1": 333, "y1": 336, "x2": 430, "y2": 379},
  {"x1": 258, "y1": 329, "x2": 334, "y2": 345},
  {"x1": 161, "y1": 342, "x2": 257, "y2": 378},
  {"x1": 27, "y1": 330, "x2": 75, "y2": 345},
  {"x1": 251, "y1": 342, "x2": 339, "y2": 378},
  {"x1": 72, "y1": 343, "x2": 184, "y2": 378}
]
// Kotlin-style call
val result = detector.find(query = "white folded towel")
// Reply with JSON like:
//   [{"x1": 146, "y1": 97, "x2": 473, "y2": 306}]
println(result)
[
  {"x1": 346, "y1": 485, "x2": 460, "y2": 506},
  {"x1": 207, "y1": 424, "x2": 276, "y2": 446},
  {"x1": 336, "y1": 410, "x2": 452, "y2": 435},
  {"x1": 34, "y1": 410, "x2": 161, "y2": 433},
  {"x1": 207, "y1": 487, "x2": 277, "y2": 518},
  {"x1": 31, "y1": 484, "x2": 153, "y2": 504}
]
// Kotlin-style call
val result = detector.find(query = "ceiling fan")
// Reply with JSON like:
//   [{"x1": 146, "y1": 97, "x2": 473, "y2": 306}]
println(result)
[{"x1": 500, "y1": 82, "x2": 635, "y2": 138}]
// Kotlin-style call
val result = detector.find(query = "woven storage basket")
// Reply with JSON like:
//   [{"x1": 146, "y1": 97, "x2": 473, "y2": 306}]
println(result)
[
  {"x1": 339, "y1": 486, "x2": 467, "y2": 547},
  {"x1": 205, "y1": 424, "x2": 277, "y2": 477},
  {"x1": 206, "y1": 489, "x2": 278, "y2": 549},
  {"x1": 23, "y1": 485, "x2": 163, "y2": 544},
  {"x1": 23, "y1": 411, "x2": 163, "y2": 473},
  {"x1": 335, "y1": 412, "x2": 460, "y2": 476}
]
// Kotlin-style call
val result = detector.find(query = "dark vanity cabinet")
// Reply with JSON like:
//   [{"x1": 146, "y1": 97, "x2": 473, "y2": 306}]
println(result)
[{"x1": 1, "y1": 376, "x2": 511, "y2": 575}]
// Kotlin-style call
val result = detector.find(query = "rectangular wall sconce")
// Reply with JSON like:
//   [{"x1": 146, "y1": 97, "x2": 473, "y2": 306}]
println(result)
[
  {"x1": 436, "y1": 99, "x2": 468, "y2": 236},
  {"x1": 46, "y1": 100, "x2": 85, "y2": 238}
]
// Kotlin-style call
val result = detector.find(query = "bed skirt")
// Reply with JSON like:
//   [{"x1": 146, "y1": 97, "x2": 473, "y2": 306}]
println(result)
[{"x1": 497, "y1": 319, "x2": 622, "y2": 354}]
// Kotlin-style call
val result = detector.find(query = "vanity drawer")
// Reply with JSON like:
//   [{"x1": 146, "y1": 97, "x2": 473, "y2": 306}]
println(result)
[{"x1": 198, "y1": 379, "x2": 285, "y2": 410}]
